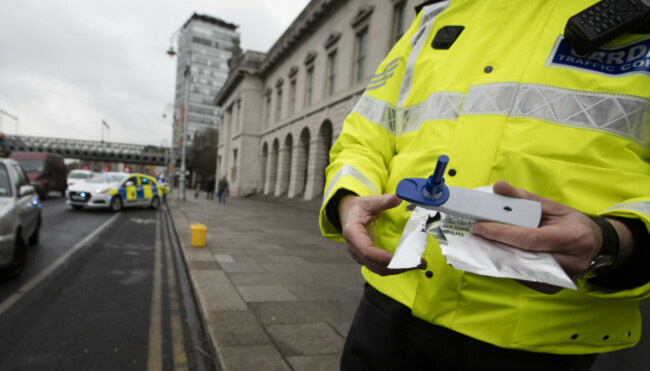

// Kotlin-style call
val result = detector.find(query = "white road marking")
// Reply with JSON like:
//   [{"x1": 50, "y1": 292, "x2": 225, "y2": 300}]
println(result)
[{"x1": 0, "y1": 213, "x2": 120, "y2": 316}]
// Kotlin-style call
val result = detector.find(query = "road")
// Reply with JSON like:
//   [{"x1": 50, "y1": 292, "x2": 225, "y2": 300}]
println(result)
[
  {"x1": 0, "y1": 195, "x2": 212, "y2": 371},
  {"x1": 0, "y1": 195, "x2": 113, "y2": 303}
]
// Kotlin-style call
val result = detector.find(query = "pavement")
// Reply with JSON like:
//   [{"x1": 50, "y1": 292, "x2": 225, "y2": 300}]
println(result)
[{"x1": 166, "y1": 194, "x2": 363, "y2": 371}]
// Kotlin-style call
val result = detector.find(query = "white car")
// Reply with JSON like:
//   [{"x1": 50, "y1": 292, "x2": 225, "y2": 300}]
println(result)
[
  {"x1": 66, "y1": 172, "x2": 127, "y2": 210},
  {"x1": 67, "y1": 169, "x2": 94, "y2": 187},
  {"x1": 0, "y1": 158, "x2": 41, "y2": 279}
]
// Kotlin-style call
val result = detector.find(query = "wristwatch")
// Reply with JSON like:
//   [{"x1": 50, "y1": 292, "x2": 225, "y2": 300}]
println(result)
[{"x1": 584, "y1": 215, "x2": 619, "y2": 279}]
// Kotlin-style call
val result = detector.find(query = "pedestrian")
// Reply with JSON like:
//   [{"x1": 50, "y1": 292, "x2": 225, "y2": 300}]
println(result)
[
  {"x1": 320, "y1": 1, "x2": 650, "y2": 370},
  {"x1": 206, "y1": 176, "x2": 215, "y2": 200},
  {"x1": 217, "y1": 176, "x2": 228, "y2": 204}
]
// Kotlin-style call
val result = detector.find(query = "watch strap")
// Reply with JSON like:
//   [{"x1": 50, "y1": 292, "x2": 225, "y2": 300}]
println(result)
[{"x1": 584, "y1": 215, "x2": 620, "y2": 278}]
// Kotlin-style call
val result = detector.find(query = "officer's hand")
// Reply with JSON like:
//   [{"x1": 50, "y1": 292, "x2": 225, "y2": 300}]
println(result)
[
  {"x1": 470, "y1": 180, "x2": 603, "y2": 294},
  {"x1": 339, "y1": 193, "x2": 424, "y2": 276}
]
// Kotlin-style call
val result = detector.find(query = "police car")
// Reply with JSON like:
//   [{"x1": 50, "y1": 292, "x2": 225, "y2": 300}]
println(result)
[{"x1": 66, "y1": 172, "x2": 165, "y2": 211}]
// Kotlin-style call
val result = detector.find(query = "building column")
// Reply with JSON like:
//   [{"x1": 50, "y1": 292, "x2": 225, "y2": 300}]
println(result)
[
  {"x1": 303, "y1": 139, "x2": 318, "y2": 200},
  {"x1": 258, "y1": 148, "x2": 268, "y2": 195},
  {"x1": 221, "y1": 110, "x2": 231, "y2": 181},
  {"x1": 304, "y1": 135, "x2": 330, "y2": 201},
  {"x1": 265, "y1": 145, "x2": 278, "y2": 195},
  {"x1": 287, "y1": 143, "x2": 299, "y2": 198},
  {"x1": 275, "y1": 145, "x2": 291, "y2": 196}
]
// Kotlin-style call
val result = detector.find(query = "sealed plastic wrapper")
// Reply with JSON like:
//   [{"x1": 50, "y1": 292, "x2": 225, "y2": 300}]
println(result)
[{"x1": 389, "y1": 191, "x2": 576, "y2": 290}]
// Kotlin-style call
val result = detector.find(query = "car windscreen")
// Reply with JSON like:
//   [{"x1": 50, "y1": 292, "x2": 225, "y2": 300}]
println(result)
[
  {"x1": 86, "y1": 174, "x2": 126, "y2": 184},
  {"x1": 14, "y1": 159, "x2": 45, "y2": 173},
  {"x1": 69, "y1": 172, "x2": 91, "y2": 179},
  {"x1": 0, "y1": 164, "x2": 12, "y2": 197}
]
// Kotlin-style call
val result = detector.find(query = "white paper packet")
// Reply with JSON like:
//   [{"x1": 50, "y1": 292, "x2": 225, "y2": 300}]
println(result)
[
  {"x1": 387, "y1": 206, "x2": 433, "y2": 269},
  {"x1": 388, "y1": 187, "x2": 576, "y2": 290}
]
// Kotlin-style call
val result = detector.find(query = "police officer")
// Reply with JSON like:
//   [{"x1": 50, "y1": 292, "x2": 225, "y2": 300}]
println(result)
[{"x1": 320, "y1": 1, "x2": 650, "y2": 369}]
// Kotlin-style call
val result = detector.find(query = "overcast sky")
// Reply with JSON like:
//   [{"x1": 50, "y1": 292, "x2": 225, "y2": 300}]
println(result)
[{"x1": 0, "y1": 0, "x2": 310, "y2": 147}]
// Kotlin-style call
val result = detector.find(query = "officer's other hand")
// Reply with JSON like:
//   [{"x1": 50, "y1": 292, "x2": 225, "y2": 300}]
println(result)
[
  {"x1": 339, "y1": 193, "x2": 424, "y2": 276},
  {"x1": 470, "y1": 180, "x2": 603, "y2": 294}
]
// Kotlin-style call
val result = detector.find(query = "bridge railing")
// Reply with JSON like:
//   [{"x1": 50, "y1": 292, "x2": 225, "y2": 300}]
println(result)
[{"x1": 2, "y1": 134, "x2": 181, "y2": 166}]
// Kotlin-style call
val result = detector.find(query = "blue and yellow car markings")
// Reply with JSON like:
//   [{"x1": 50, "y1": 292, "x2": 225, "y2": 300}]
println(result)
[
  {"x1": 142, "y1": 177, "x2": 158, "y2": 196},
  {"x1": 136, "y1": 185, "x2": 144, "y2": 199}
]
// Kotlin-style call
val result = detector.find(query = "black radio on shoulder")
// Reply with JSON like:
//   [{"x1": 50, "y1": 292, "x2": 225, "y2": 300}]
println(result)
[
  {"x1": 432, "y1": 26, "x2": 465, "y2": 49},
  {"x1": 564, "y1": 0, "x2": 650, "y2": 55}
]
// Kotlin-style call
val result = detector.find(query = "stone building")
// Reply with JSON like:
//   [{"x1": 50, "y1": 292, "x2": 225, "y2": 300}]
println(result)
[{"x1": 215, "y1": 0, "x2": 419, "y2": 200}]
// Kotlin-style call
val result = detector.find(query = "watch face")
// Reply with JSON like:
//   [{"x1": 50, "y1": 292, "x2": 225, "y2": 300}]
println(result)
[
  {"x1": 593, "y1": 255, "x2": 614, "y2": 269},
  {"x1": 586, "y1": 255, "x2": 615, "y2": 278}
]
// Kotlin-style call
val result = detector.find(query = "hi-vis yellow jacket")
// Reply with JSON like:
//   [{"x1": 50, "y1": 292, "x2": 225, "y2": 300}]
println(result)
[{"x1": 320, "y1": 0, "x2": 650, "y2": 355}]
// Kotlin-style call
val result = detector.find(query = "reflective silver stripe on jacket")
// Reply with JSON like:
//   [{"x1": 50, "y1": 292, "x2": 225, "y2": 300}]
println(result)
[
  {"x1": 324, "y1": 165, "x2": 380, "y2": 202},
  {"x1": 351, "y1": 94, "x2": 396, "y2": 134},
  {"x1": 603, "y1": 201, "x2": 650, "y2": 218},
  {"x1": 353, "y1": 82, "x2": 650, "y2": 148},
  {"x1": 398, "y1": 91, "x2": 464, "y2": 134},
  {"x1": 398, "y1": 1, "x2": 450, "y2": 109},
  {"x1": 463, "y1": 83, "x2": 649, "y2": 147}
]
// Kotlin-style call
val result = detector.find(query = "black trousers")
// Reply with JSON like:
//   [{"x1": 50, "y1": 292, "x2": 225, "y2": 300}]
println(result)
[{"x1": 341, "y1": 284, "x2": 598, "y2": 371}]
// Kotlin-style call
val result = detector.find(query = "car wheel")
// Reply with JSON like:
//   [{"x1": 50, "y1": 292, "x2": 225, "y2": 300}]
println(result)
[
  {"x1": 0, "y1": 233, "x2": 26, "y2": 280},
  {"x1": 110, "y1": 196, "x2": 123, "y2": 212},
  {"x1": 150, "y1": 196, "x2": 160, "y2": 209},
  {"x1": 28, "y1": 215, "x2": 41, "y2": 246}
]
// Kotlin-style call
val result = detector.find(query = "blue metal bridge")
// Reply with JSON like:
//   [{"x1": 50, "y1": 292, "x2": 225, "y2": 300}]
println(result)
[{"x1": 2, "y1": 135, "x2": 179, "y2": 166}]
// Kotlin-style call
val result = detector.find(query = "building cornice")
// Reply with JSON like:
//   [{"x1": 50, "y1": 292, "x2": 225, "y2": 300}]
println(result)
[
  {"x1": 215, "y1": 71, "x2": 244, "y2": 106},
  {"x1": 258, "y1": 0, "x2": 346, "y2": 75},
  {"x1": 216, "y1": 0, "x2": 346, "y2": 107}
]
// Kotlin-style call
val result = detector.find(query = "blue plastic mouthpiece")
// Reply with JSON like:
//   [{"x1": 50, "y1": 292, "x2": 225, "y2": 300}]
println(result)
[
  {"x1": 423, "y1": 155, "x2": 449, "y2": 200},
  {"x1": 395, "y1": 154, "x2": 450, "y2": 207}
]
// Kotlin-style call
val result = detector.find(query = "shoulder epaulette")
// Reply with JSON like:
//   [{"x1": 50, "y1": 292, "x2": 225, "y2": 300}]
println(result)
[{"x1": 415, "y1": 0, "x2": 446, "y2": 14}]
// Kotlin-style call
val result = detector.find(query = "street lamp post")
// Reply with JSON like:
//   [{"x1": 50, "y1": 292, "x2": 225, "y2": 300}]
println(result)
[
  {"x1": 0, "y1": 110, "x2": 19, "y2": 134},
  {"x1": 163, "y1": 104, "x2": 175, "y2": 198},
  {"x1": 101, "y1": 120, "x2": 110, "y2": 171},
  {"x1": 178, "y1": 65, "x2": 191, "y2": 201},
  {"x1": 101, "y1": 119, "x2": 110, "y2": 146},
  {"x1": 160, "y1": 138, "x2": 170, "y2": 183},
  {"x1": 167, "y1": 28, "x2": 191, "y2": 201},
  {"x1": 165, "y1": 145, "x2": 170, "y2": 184}
]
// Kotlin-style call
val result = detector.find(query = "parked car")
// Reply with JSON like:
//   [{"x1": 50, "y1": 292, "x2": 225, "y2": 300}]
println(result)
[
  {"x1": 9, "y1": 152, "x2": 67, "y2": 199},
  {"x1": 66, "y1": 172, "x2": 165, "y2": 211},
  {"x1": 0, "y1": 158, "x2": 41, "y2": 279},
  {"x1": 67, "y1": 169, "x2": 94, "y2": 187}
]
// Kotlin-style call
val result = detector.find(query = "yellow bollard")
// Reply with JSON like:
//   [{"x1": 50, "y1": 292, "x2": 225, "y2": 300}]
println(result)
[{"x1": 190, "y1": 223, "x2": 207, "y2": 247}]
